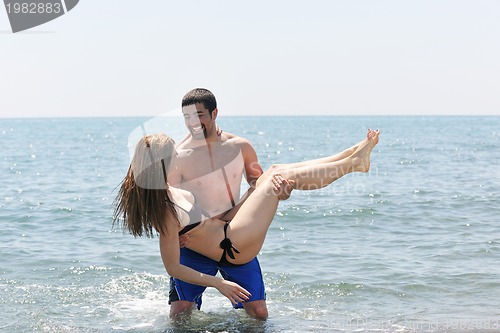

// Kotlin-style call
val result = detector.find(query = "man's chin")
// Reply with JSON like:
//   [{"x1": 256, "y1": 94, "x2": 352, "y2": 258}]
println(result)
[{"x1": 190, "y1": 131, "x2": 207, "y2": 140}]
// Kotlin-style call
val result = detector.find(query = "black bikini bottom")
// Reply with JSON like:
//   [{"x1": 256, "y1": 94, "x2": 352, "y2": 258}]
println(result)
[{"x1": 219, "y1": 222, "x2": 241, "y2": 266}]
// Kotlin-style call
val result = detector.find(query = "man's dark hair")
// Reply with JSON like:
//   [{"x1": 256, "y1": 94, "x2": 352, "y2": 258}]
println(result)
[{"x1": 181, "y1": 88, "x2": 217, "y2": 115}]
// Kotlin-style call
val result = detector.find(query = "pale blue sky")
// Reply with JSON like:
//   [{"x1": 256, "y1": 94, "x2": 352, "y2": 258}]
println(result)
[{"x1": 1, "y1": 0, "x2": 499, "y2": 118}]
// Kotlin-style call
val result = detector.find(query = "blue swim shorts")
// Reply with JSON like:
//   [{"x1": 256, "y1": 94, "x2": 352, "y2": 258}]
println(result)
[{"x1": 168, "y1": 248, "x2": 266, "y2": 309}]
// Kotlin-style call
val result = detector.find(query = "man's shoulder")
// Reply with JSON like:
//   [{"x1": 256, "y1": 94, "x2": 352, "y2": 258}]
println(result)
[
  {"x1": 175, "y1": 140, "x2": 202, "y2": 164},
  {"x1": 222, "y1": 131, "x2": 252, "y2": 147},
  {"x1": 221, "y1": 132, "x2": 257, "y2": 163},
  {"x1": 175, "y1": 140, "x2": 192, "y2": 156}
]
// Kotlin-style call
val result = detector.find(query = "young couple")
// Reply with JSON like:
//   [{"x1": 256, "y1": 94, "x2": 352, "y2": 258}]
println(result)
[{"x1": 113, "y1": 88, "x2": 380, "y2": 320}]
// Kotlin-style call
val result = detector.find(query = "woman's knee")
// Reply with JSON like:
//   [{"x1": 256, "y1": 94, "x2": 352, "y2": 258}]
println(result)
[
  {"x1": 266, "y1": 164, "x2": 286, "y2": 176},
  {"x1": 257, "y1": 165, "x2": 284, "y2": 187}
]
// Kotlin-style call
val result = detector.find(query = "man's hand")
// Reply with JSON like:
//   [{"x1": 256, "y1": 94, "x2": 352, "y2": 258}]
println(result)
[
  {"x1": 272, "y1": 174, "x2": 295, "y2": 200},
  {"x1": 178, "y1": 233, "x2": 190, "y2": 248}
]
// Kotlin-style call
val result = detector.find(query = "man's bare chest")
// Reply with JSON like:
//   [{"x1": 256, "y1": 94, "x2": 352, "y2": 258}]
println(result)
[{"x1": 179, "y1": 144, "x2": 244, "y2": 181}]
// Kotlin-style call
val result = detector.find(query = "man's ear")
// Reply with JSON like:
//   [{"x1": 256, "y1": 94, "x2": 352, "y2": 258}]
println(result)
[{"x1": 211, "y1": 108, "x2": 218, "y2": 120}]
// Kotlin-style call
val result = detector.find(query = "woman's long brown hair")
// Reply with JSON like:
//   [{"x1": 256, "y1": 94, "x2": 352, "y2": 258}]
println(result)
[{"x1": 112, "y1": 134, "x2": 178, "y2": 238}]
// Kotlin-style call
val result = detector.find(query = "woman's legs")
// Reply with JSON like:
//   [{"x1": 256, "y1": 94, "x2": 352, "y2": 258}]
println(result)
[
  {"x1": 262, "y1": 129, "x2": 379, "y2": 190},
  {"x1": 273, "y1": 136, "x2": 366, "y2": 170},
  {"x1": 226, "y1": 130, "x2": 379, "y2": 264},
  {"x1": 222, "y1": 179, "x2": 281, "y2": 264},
  {"x1": 261, "y1": 127, "x2": 378, "y2": 193}
]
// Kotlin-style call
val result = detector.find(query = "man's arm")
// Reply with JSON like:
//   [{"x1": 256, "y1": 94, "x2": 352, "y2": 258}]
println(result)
[
  {"x1": 219, "y1": 139, "x2": 291, "y2": 222},
  {"x1": 217, "y1": 140, "x2": 261, "y2": 221},
  {"x1": 240, "y1": 139, "x2": 293, "y2": 199},
  {"x1": 240, "y1": 139, "x2": 264, "y2": 188}
]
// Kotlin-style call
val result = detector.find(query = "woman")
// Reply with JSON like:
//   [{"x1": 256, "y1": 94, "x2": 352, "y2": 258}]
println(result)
[{"x1": 113, "y1": 129, "x2": 380, "y2": 305}]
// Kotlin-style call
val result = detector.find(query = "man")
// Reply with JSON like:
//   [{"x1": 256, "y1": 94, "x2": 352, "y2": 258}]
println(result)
[{"x1": 167, "y1": 88, "x2": 290, "y2": 319}]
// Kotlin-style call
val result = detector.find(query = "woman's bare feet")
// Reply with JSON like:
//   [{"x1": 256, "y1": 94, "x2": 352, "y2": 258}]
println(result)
[{"x1": 351, "y1": 129, "x2": 380, "y2": 172}]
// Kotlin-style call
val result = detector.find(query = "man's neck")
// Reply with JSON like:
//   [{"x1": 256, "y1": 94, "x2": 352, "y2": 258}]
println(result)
[
  {"x1": 187, "y1": 132, "x2": 220, "y2": 149},
  {"x1": 203, "y1": 134, "x2": 220, "y2": 143},
  {"x1": 199, "y1": 124, "x2": 223, "y2": 144}
]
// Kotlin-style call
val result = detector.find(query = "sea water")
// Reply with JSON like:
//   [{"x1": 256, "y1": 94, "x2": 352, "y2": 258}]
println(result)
[{"x1": 1, "y1": 116, "x2": 499, "y2": 333}]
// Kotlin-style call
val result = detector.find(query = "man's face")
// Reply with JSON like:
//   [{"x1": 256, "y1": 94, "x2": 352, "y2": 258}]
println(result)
[{"x1": 182, "y1": 103, "x2": 216, "y2": 140}]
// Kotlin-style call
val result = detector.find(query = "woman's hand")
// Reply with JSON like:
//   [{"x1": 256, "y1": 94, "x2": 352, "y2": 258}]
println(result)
[{"x1": 214, "y1": 279, "x2": 251, "y2": 305}]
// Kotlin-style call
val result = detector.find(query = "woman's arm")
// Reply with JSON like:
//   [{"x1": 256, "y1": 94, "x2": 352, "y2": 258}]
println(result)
[{"x1": 159, "y1": 223, "x2": 251, "y2": 305}]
